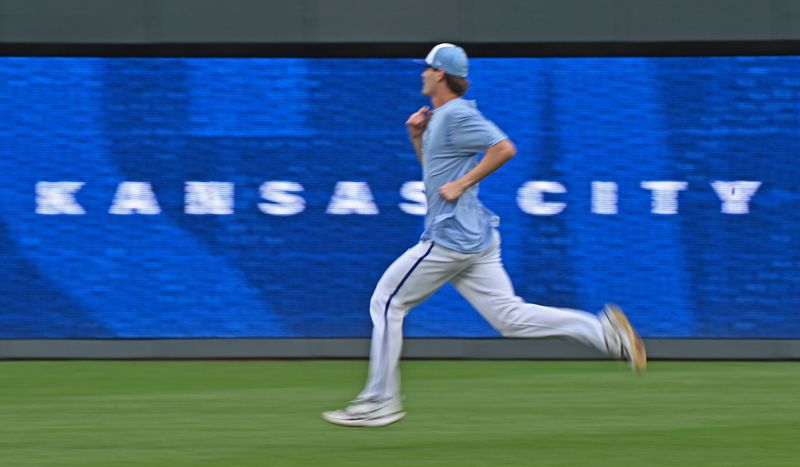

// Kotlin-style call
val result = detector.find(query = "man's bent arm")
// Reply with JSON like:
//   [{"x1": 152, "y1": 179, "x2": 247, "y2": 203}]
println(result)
[
  {"x1": 406, "y1": 106, "x2": 431, "y2": 166},
  {"x1": 437, "y1": 139, "x2": 517, "y2": 201}
]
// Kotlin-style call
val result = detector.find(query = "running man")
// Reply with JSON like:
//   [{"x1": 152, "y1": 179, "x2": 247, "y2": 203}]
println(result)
[{"x1": 323, "y1": 43, "x2": 646, "y2": 427}]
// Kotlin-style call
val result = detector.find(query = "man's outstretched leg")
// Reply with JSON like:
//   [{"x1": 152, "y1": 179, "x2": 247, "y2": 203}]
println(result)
[{"x1": 451, "y1": 233, "x2": 647, "y2": 373}]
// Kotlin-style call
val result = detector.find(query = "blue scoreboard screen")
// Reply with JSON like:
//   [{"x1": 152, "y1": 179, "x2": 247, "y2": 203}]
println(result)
[{"x1": 1, "y1": 55, "x2": 798, "y2": 338}]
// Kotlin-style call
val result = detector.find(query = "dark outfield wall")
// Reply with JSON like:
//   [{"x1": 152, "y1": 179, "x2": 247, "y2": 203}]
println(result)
[{"x1": 0, "y1": 0, "x2": 799, "y2": 43}]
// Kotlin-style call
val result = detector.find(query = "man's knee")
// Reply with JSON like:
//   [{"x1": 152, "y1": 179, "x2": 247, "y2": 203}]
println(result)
[
  {"x1": 369, "y1": 291, "x2": 387, "y2": 316},
  {"x1": 483, "y1": 300, "x2": 525, "y2": 335}
]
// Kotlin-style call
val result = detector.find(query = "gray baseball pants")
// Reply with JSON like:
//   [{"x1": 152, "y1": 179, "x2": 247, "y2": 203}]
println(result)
[{"x1": 358, "y1": 230, "x2": 608, "y2": 402}]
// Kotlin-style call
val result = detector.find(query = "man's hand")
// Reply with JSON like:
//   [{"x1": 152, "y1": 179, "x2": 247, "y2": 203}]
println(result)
[
  {"x1": 406, "y1": 106, "x2": 432, "y2": 139},
  {"x1": 438, "y1": 181, "x2": 467, "y2": 202}
]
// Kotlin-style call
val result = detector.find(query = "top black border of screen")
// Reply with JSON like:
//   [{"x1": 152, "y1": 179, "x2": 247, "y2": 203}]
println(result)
[{"x1": 1, "y1": 40, "x2": 800, "y2": 58}]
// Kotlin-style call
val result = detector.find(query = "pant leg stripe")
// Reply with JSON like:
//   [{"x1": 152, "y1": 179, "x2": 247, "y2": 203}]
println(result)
[{"x1": 381, "y1": 242, "x2": 435, "y2": 378}]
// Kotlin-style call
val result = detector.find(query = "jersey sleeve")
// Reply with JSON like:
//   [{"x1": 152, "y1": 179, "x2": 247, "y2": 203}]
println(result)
[{"x1": 450, "y1": 108, "x2": 508, "y2": 155}]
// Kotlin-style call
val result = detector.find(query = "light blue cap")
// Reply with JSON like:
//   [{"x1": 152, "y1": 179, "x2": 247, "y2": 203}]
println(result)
[{"x1": 414, "y1": 43, "x2": 469, "y2": 78}]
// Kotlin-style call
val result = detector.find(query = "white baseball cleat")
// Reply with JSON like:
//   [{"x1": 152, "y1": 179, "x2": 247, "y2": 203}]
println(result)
[
  {"x1": 322, "y1": 397, "x2": 406, "y2": 427},
  {"x1": 600, "y1": 303, "x2": 647, "y2": 374}
]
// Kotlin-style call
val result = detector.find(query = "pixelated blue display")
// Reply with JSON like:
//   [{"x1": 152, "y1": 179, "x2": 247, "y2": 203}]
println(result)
[{"x1": 0, "y1": 56, "x2": 798, "y2": 338}]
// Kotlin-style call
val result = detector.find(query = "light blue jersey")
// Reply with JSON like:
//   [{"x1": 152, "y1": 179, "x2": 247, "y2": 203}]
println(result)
[{"x1": 419, "y1": 98, "x2": 508, "y2": 253}]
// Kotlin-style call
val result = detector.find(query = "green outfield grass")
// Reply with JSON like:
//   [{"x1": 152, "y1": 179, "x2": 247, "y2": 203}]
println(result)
[{"x1": 0, "y1": 360, "x2": 797, "y2": 466}]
